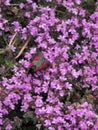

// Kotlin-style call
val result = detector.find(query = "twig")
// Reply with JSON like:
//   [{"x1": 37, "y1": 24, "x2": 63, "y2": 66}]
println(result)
[
  {"x1": 15, "y1": 37, "x2": 31, "y2": 59},
  {"x1": 9, "y1": 32, "x2": 18, "y2": 46},
  {"x1": 9, "y1": 4, "x2": 19, "y2": 6}
]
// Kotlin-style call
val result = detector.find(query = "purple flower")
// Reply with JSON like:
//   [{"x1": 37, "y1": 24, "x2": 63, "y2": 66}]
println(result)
[
  {"x1": 31, "y1": 3, "x2": 38, "y2": 12},
  {"x1": 19, "y1": 59, "x2": 30, "y2": 68},
  {"x1": 10, "y1": 45, "x2": 16, "y2": 52},
  {"x1": 46, "y1": 105, "x2": 53, "y2": 114},
  {"x1": 26, "y1": 0, "x2": 33, "y2": 4},
  {"x1": 35, "y1": 96, "x2": 43, "y2": 107},
  {"x1": 46, "y1": 0, "x2": 52, "y2": 2},
  {"x1": 12, "y1": 21, "x2": 21, "y2": 32},
  {"x1": 25, "y1": 12, "x2": 31, "y2": 18},
  {"x1": 19, "y1": 3, "x2": 25, "y2": 9},
  {"x1": 4, "y1": 0, "x2": 10, "y2": 6},
  {"x1": 21, "y1": 102, "x2": 29, "y2": 112},
  {"x1": 79, "y1": 121, "x2": 87, "y2": 130},
  {"x1": 0, "y1": 119, "x2": 3, "y2": 125},
  {"x1": 30, "y1": 47, "x2": 36, "y2": 54},
  {"x1": 65, "y1": 82, "x2": 72, "y2": 90},
  {"x1": 75, "y1": 0, "x2": 81, "y2": 5},
  {"x1": 5, "y1": 124, "x2": 12, "y2": 130},
  {"x1": 30, "y1": 26, "x2": 38, "y2": 36},
  {"x1": 24, "y1": 52, "x2": 32, "y2": 60},
  {"x1": 44, "y1": 120, "x2": 51, "y2": 126}
]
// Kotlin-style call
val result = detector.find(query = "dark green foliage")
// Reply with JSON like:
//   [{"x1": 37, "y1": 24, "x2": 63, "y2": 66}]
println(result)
[
  {"x1": 81, "y1": 0, "x2": 96, "y2": 14},
  {"x1": 55, "y1": 4, "x2": 71, "y2": 19}
]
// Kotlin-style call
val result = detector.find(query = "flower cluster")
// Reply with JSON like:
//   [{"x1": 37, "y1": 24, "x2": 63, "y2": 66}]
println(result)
[{"x1": 0, "y1": 0, "x2": 98, "y2": 130}]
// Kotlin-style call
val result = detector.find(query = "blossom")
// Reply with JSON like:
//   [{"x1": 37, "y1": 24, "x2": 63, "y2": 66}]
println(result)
[
  {"x1": 65, "y1": 82, "x2": 72, "y2": 90},
  {"x1": 46, "y1": 0, "x2": 52, "y2": 2},
  {"x1": 0, "y1": 119, "x2": 3, "y2": 125},
  {"x1": 26, "y1": 0, "x2": 33, "y2": 4},
  {"x1": 44, "y1": 119, "x2": 51, "y2": 126},
  {"x1": 24, "y1": 52, "x2": 32, "y2": 60},
  {"x1": 19, "y1": 3, "x2": 25, "y2": 9},
  {"x1": 4, "y1": 0, "x2": 10, "y2": 6},
  {"x1": 31, "y1": 3, "x2": 38, "y2": 12},
  {"x1": 25, "y1": 12, "x2": 31, "y2": 18},
  {"x1": 10, "y1": 45, "x2": 16, "y2": 52},
  {"x1": 30, "y1": 47, "x2": 36, "y2": 54},
  {"x1": 5, "y1": 124, "x2": 12, "y2": 130},
  {"x1": 12, "y1": 21, "x2": 21, "y2": 32},
  {"x1": 35, "y1": 96, "x2": 44, "y2": 107}
]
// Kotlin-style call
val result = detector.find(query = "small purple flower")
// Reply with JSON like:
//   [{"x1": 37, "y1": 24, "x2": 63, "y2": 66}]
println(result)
[
  {"x1": 25, "y1": 12, "x2": 31, "y2": 18},
  {"x1": 0, "y1": 119, "x2": 3, "y2": 125},
  {"x1": 65, "y1": 82, "x2": 72, "y2": 90},
  {"x1": 26, "y1": 0, "x2": 33, "y2": 4},
  {"x1": 21, "y1": 104, "x2": 28, "y2": 112},
  {"x1": 12, "y1": 21, "x2": 21, "y2": 32},
  {"x1": 35, "y1": 96, "x2": 44, "y2": 107},
  {"x1": 19, "y1": 3, "x2": 25, "y2": 9},
  {"x1": 44, "y1": 120, "x2": 51, "y2": 126},
  {"x1": 46, "y1": 0, "x2": 52, "y2": 2},
  {"x1": 32, "y1": 3, "x2": 38, "y2": 12},
  {"x1": 5, "y1": 124, "x2": 12, "y2": 130},
  {"x1": 4, "y1": 0, "x2": 10, "y2": 6},
  {"x1": 19, "y1": 59, "x2": 30, "y2": 68},
  {"x1": 10, "y1": 45, "x2": 16, "y2": 52},
  {"x1": 30, "y1": 47, "x2": 36, "y2": 54},
  {"x1": 24, "y1": 52, "x2": 32, "y2": 60}
]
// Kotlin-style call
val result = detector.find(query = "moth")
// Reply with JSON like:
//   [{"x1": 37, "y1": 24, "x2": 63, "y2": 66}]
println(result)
[{"x1": 28, "y1": 52, "x2": 50, "y2": 75}]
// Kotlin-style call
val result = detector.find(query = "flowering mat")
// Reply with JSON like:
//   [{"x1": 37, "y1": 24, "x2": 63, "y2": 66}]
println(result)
[{"x1": 0, "y1": 0, "x2": 98, "y2": 130}]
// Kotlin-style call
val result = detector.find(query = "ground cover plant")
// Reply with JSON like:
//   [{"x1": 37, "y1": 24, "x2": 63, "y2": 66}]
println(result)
[{"x1": 0, "y1": 0, "x2": 98, "y2": 129}]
